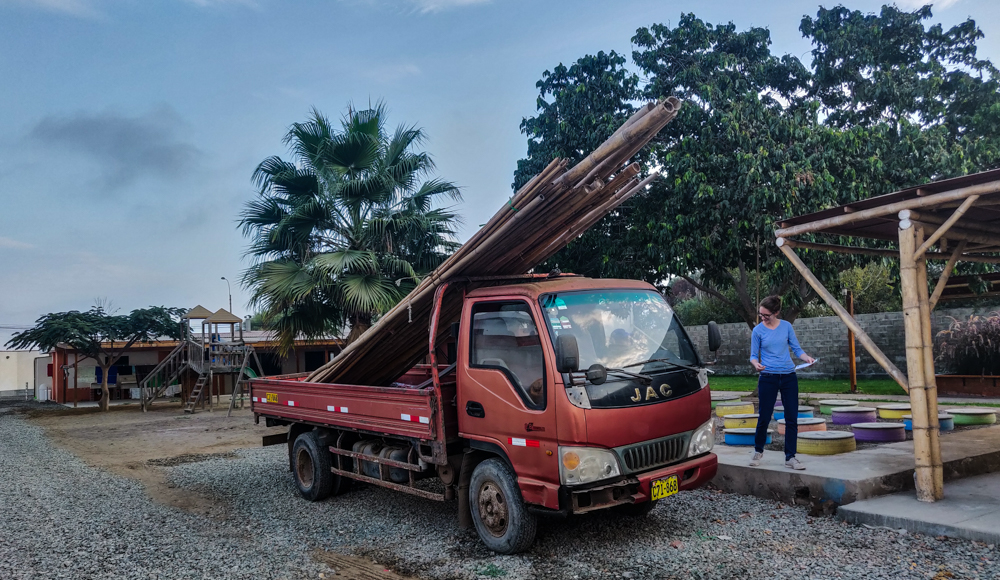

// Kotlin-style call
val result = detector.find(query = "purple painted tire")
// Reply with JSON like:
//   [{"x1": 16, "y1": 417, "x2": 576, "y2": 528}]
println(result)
[
  {"x1": 831, "y1": 407, "x2": 877, "y2": 425},
  {"x1": 851, "y1": 422, "x2": 906, "y2": 442}
]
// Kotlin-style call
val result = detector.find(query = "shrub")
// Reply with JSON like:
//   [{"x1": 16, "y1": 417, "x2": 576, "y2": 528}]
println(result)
[
  {"x1": 672, "y1": 297, "x2": 743, "y2": 326},
  {"x1": 936, "y1": 313, "x2": 1000, "y2": 375}
]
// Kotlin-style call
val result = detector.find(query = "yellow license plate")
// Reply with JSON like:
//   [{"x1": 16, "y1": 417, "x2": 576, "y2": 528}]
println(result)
[
  {"x1": 651, "y1": 475, "x2": 679, "y2": 501},
  {"x1": 265, "y1": 393, "x2": 278, "y2": 403}
]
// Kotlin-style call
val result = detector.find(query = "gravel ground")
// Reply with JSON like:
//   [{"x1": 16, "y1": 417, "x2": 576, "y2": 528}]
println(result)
[
  {"x1": 0, "y1": 412, "x2": 329, "y2": 579},
  {"x1": 3, "y1": 402, "x2": 997, "y2": 580},
  {"x1": 167, "y1": 446, "x2": 999, "y2": 580}
]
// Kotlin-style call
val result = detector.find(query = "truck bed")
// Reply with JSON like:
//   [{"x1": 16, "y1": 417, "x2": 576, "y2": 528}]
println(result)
[{"x1": 250, "y1": 365, "x2": 457, "y2": 442}]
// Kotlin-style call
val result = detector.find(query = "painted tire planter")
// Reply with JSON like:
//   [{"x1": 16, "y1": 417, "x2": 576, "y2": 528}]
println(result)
[
  {"x1": 711, "y1": 393, "x2": 741, "y2": 409},
  {"x1": 851, "y1": 422, "x2": 907, "y2": 443},
  {"x1": 947, "y1": 408, "x2": 998, "y2": 426},
  {"x1": 776, "y1": 417, "x2": 826, "y2": 435},
  {"x1": 723, "y1": 414, "x2": 759, "y2": 429},
  {"x1": 797, "y1": 431, "x2": 857, "y2": 455},
  {"x1": 876, "y1": 404, "x2": 912, "y2": 420},
  {"x1": 774, "y1": 408, "x2": 814, "y2": 421},
  {"x1": 725, "y1": 428, "x2": 770, "y2": 446},
  {"x1": 716, "y1": 401, "x2": 755, "y2": 417},
  {"x1": 831, "y1": 407, "x2": 878, "y2": 425},
  {"x1": 902, "y1": 413, "x2": 954, "y2": 432},
  {"x1": 819, "y1": 400, "x2": 859, "y2": 415}
]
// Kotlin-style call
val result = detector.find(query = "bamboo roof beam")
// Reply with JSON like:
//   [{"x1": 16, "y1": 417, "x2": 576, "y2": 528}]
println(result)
[
  {"x1": 913, "y1": 196, "x2": 979, "y2": 258},
  {"x1": 776, "y1": 238, "x2": 910, "y2": 391},
  {"x1": 775, "y1": 180, "x2": 1000, "y2": 238},
  {"x1": 778, "y1": 238, "x2": 1000, "y2": 264}
]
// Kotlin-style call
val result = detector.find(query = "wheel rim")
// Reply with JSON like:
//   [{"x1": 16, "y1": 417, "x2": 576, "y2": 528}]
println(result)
[
  {"x1": 296, "y1": 447, "x2": 314, "y2": 489},
  {"x1": 477, "y1": 481, "x2": 509, "y2": 537}
]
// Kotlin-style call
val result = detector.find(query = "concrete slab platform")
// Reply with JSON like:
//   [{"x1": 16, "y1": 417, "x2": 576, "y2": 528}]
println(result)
[
  {"x1": 838, "y1": 471, "x2": 1000, "y2": 543},
  {"x1": 711, "y1": 424, "x2": 1000, "y2": 505}
]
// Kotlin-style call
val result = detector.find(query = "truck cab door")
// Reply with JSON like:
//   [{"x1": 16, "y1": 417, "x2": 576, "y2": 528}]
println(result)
[{"x1": 458, "y1": 298, "x2": 560, "y2": 507}]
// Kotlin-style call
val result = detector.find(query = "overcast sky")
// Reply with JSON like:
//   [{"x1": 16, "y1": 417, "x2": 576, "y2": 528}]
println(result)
[{"x1": 1, "y1": 0, "x2": 998, "y2": 344}]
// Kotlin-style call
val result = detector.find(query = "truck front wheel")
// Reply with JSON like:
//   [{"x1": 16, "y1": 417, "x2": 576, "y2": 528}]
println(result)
[
  {"x1": 469, "y1": 458, "x2": 537, "y2": 554},
  {"x1": 292, "y1": 431, "x2": 337, "y2": 501}
]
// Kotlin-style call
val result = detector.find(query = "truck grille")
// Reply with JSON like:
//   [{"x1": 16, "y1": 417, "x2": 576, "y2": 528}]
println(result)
[{"x1": 615, "y1": 433, "x2": 690, "y2": 474}]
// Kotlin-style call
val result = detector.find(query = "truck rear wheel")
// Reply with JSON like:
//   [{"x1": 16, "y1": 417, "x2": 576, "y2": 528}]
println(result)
[
  {"x1": 292, "y1": 431, "x2": 337, "y2": 501},
  {"x1": 469, "y1": 458, "x2": 537, "y2": 554}
]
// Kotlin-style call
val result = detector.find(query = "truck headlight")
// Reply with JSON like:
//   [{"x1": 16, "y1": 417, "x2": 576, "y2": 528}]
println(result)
[
  {"x1": 558, "y1": 446, "x2": 621, "y2": 485},
  {"x1": 687, "y1": 419, "x2": 715, "y2": 457}
]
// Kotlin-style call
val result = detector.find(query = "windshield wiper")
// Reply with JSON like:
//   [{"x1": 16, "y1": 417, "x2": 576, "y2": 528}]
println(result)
[{"x1": 621, "y1": 357, "x2": 713, "y2": 374}]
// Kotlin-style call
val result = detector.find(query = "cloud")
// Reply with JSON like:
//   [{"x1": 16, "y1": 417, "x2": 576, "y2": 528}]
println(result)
[
  {"x1": 893, "y1": 0, "x2": 963, "y2": 9},
  {"x1": 28, "y1": 106, "x2": 200, "y2": 191},
  {"x1": 0, "y1": 236, "x2": 34, "y2": 250},
  {"x1": 406, "y1": 0, "x2": 490, "y2": 12},
  {"x1": 0, "y1": 0, "x2": 101, "y2": 17}
]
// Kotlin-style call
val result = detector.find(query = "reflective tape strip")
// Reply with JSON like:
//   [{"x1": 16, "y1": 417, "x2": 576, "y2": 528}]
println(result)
[
  {"x1": 327, "y1": 406, "x2": 349, "y2": 413},
  {"x1": 508, "y1": 438, "x2": 540, "y2": 448},
  {"x1": 419, "y1": 416, "x2": 430, "y2": 424},
  {"x1": 341, "y1": 407, "x2": 349, "y2": 413},
  {"x1": 252, "y1": 397, "x2": 258, "y2": 403},
  {"x1": 401, "y1": 414, "x2": 430, "y2": 423},
  {"x1": 401, "y1": 413, "x2": 412, "y2": 421},
  {"x1": 287, "y1": 401, "x2": 296, "y2": 407}
]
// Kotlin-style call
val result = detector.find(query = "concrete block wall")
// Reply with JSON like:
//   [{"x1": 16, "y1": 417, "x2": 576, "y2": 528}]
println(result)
[{"x1": 685, "y1": 307, "x2": 986, "y2": 378}]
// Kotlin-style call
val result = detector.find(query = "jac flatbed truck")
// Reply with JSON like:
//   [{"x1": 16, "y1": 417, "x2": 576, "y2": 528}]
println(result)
[{"x1": 251, "y1": 275, "x2": 720, "y2": 554}]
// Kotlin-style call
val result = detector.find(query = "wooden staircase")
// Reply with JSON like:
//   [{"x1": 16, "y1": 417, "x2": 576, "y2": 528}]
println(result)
[
  {"x1": 140, "y1": 339, "x2": 205, "y2": 411},
  {"x1": 227, "y1": 346, "x2": 263, "y2": 417},
  {"x1": 183, "y1": 370, "x2": 212, "y2": 413}
]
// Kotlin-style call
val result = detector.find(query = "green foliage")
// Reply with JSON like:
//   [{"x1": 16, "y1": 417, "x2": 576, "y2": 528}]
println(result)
[
  {"x1": 673, "y1": 296, "x2": 743, "y2": 327},
  {"x1": 241, "y1": 103, "x2": 461, "y2": 353},
  {"x1": 840, "y1": 262, "x2": 902, "y2": 314},
  {"x1": 936, "y1": 313, "x2": 1000, "y2": 375}
]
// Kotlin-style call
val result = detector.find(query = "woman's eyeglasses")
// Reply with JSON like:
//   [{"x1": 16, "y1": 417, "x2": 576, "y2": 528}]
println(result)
[{"x1": 758, "y1": 311, "x2": 774, "y2": 320}]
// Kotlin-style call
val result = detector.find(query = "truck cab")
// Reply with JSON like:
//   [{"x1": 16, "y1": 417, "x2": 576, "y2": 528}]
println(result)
[{"x1": 251, "y1": 276, "x2": 719, "y2": 554}]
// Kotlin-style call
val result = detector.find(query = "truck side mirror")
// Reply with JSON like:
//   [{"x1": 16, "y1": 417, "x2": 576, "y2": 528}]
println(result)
[
  {"x1": 707, "y1": 321, "x2": 722, "y2": 352},
  {"x1": 555, "y1": 334, "x2": 579, "y2": 373},
  {"x1": 450, "y1": 321, "x2": 461, "y2": 339}
]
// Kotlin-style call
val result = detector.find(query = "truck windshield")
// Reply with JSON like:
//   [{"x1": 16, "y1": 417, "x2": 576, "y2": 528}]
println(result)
[{"x1": 539, "y1": 289, "x2": 699, "y2": 372}]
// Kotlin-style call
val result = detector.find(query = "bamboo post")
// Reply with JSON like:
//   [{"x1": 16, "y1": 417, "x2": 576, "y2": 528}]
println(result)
[
  {"x1": 848, "y1": 291, "x2": 857, "y2": 394},
  {"x1": 915, "y1": 229, "x2": 945, "y2": 499},
  {"x1": 898, "y1": 218, "x2": 936, "y2": 502},
  {"x1": 776, "y1": 239, "x2": 909, "y2": 390}
]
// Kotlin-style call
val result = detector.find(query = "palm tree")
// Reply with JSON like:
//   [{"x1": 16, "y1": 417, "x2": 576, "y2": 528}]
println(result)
[{"x1": 240, "y1": 103, "x2": 461, "y2": 353}]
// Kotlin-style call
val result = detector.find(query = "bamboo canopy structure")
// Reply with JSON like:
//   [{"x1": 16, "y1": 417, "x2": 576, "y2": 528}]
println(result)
[
  {"x1": 307, "y1": 97, "x2": 682, "y2": 386},
  {"x1": 775, "y1": 168, "x2": 1000, "y2": 503}
]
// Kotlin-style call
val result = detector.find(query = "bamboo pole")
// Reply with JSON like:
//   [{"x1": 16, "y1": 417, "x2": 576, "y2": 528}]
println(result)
[
  {"x1": 898, "y1": 219, "x2": 936, "y2": 502},
  {"x1": 914, "y1": 228, "x2": 944, "y2": 500},
  {"x1": 906, "y1": 206, "x2": 1000, "y2": 238},
  {"x1": 929, "y1": 240, "x2": 967, "y2": 310},
  {"x1": 848, "y1": 291, "x2": 857, "y2": 393},
  {"x1": 775, "y1": 180, "x2": 1000, "y2": 238},
  {"x1": 778, "y1": 238, "x2": 1000, "y2": 264},
  {"x1": 914, "y1": 196, "x2": 979, "y2": 258},
  {"x1": 776, "y1": 239, "x2": 909, "y2": 390}
]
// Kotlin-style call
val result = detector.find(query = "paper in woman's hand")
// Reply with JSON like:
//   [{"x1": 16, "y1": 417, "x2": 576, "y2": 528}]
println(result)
[{"x1": 794, "y1": 359, "x2": 818, "y2": 371}]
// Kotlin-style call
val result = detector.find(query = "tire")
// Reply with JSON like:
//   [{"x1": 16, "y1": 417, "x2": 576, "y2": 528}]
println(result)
[
  {"x1": 292, "y1": 431, "x2": 337, "y2": 501},
  {"x1": 615, "y1": 500, "x2": 656, "y2": 517},
  {"x1": 469, "y1": 458, "x2": 537, "y2": 554}
]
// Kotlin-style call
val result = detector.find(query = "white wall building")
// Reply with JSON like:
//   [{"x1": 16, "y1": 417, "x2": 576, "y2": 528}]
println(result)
[{"x1": 0, "y1": 349, "x2": 51, "y2": 400}]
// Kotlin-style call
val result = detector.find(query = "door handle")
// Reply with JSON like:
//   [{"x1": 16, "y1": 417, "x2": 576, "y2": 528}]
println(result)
[{"x1": 466, "y1": 401, "x2": 485, "y2": 418}]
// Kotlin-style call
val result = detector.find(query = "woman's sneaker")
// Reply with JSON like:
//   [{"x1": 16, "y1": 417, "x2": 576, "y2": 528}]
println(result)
[
  {"x1": 749, "y1": 452, "x2": 763, "y2": 467},
  {"x1": 785, "y1": 457, "x2": 806, "y2": 470}
]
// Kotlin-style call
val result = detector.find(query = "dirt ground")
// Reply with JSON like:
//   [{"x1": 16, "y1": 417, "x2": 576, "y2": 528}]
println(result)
[{"x1": 27, "y1": 400, "x2": 283, "y2": 515}]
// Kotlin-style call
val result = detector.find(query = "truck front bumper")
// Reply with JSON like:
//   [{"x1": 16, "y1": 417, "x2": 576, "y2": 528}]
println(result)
[{"x1": 564, "y1": 452, "x2": 718, "y2": 514}]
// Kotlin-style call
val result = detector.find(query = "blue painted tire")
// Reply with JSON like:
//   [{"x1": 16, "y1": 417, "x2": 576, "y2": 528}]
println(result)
[{"x1": 724, "y1": 427, "x2": 770, "y2": 446}]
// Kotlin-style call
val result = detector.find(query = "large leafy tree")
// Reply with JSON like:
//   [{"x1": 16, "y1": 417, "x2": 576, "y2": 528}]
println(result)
[
  {"x1": 6, "y1": 306, "x2": 184, "y2": 411},
  {"x1": 241, "y1": 104, "x2": 461, "y2": 352}
]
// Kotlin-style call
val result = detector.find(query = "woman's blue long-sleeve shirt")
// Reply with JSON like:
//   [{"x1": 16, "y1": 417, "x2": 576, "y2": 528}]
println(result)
[{"x1": 749, "y1": 320, "x2": 805, "y2": 374}]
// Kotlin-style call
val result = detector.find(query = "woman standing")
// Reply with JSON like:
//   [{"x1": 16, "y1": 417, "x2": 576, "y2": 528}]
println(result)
[{"x1": 748, "y1": 296, "x2": 814, "y2": 470}]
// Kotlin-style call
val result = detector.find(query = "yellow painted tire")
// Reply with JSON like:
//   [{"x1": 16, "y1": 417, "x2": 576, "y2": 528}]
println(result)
[
  {"x1": 716, "y1": 402, "x2": 755, "y2": 417},
  {"x1": 877, "y1": 404, "x2": 911, "y2": 420},
  {"x1": 797, "y1": 431, "x2": 857, "y2": 455},
  {"x1": 724, "y1": 414, "x2": 759, "y2": 429}
]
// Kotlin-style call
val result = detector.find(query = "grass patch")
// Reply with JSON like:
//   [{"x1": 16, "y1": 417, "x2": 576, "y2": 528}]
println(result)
[
  {"x1": 709, "y1": 375, "x2": 905, "y2": 395},
  {"x1": 476, "y1": 564, "x2": 507, "y2": 578}
]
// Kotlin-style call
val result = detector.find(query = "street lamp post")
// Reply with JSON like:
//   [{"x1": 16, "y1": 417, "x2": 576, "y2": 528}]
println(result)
[{"x1": 221, "y1": 277, "x2": 232, "y2": 313}]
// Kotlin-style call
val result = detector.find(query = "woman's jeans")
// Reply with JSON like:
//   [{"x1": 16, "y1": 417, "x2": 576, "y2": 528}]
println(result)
[{"x1": 756, "y1": 372, "x2": 799, "y2": 460}]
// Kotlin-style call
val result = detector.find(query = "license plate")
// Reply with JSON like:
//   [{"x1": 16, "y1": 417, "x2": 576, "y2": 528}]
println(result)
[
  {"x1": 265, "y1": 393, "x2": 278, "y2": 403},
  {"x1": 651, "y1": 475, "x2": 679, "y2": 501}
]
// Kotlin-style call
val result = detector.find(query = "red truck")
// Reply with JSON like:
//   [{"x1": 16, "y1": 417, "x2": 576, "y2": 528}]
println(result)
[{"x1": 250, "y1": 275, "x2": 721, "y2": 554}]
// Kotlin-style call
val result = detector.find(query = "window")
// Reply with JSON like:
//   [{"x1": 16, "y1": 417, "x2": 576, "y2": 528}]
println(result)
[{"x1": 470, "y1": 301, "x2": 546, "y2": 409}]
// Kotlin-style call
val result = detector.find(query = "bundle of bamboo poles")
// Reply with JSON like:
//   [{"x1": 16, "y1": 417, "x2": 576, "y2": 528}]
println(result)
[{"x1": 307, "y1": 97, "x2": 682, "y2": 385}]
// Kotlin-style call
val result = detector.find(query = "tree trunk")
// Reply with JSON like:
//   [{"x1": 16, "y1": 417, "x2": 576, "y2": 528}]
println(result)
[
  {"x1": 99, "y1": 366, "x2": 110, "y2": 412},
  {"x1": 346, "y1": 313, "x2": 373, "y2": 344}
]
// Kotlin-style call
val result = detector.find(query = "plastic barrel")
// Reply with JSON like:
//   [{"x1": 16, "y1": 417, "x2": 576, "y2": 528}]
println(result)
[
  {"x1": 774, "y1": 408, "x2": 814, "y2": 421},
  {"x1": 711, "y1": 393, "x2": 742, "y2": 409},
  {"x1": 724, "y1": 427, "x2": 770, "y2": 446},
  {"x1": 819, "y1": 399, "x2": 859, "y2": 415},
  {"x1": 902, "y1": 413, "x2": 954, "y2": 432},
  {"x1": 831, "y1": 407, "x2": 878, "y2": 425},
  {"x1": 776, "y1": 417, "x2": 826, "y2": 435},
  {"x1": 946, "y1": 408, "x2": 998, "y2": 426},
  {"x1": 851, "y1": 422, "x2": 907, "y2": 443},
  {"x1": 716, "y1": 401, "x2": 756, "y2": 417},
  {"x1": 876, "y1": 404, "x2": 911, "y2": 420},
  {"x1": 723, "y1": 414, "x2": 759, "y2": 429},
  {"x1": 797, "y1": 431, "x2": 857, "y2": 455}
]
